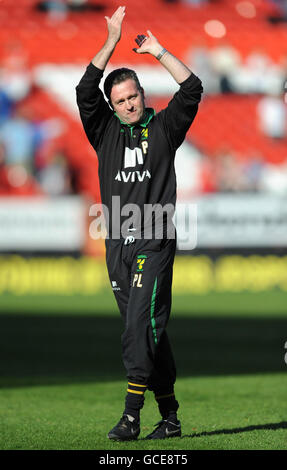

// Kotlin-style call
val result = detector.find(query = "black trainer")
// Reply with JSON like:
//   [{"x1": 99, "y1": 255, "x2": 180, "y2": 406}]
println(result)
[
  {"x1": 145, "y1": 419, "x2": 181, "y2": 439},
  {"x1": 108, "y1": 414, "x2": 140, "y2": 441}
]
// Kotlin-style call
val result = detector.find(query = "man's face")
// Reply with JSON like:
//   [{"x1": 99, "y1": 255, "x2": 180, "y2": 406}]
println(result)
[{"x1": 110, "y1": 78, "x2": 145, "y2": 125}]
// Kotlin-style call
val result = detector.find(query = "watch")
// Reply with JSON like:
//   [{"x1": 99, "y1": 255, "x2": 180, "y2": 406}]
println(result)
[{"x1": 156, "y1": 48, "x2": 168, "y2": 61}]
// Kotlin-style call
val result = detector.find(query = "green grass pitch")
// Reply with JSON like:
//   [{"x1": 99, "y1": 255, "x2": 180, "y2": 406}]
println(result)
[{"x1": 0, "y1": 290, "x2": 287, "y2": 450}]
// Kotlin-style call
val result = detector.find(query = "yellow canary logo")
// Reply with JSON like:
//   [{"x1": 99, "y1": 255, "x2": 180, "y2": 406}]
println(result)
[
  {"x1": 137, "y1": 259, "x2": 145, "y2": 272},
  {"x1": 141, "y1": 128, "x2": 148, "y2": 139}
]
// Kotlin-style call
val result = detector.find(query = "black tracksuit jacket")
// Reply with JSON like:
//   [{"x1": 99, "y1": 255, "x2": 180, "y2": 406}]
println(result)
[{"x1": 76, "y1": 63, "x2": 203, "y2": 239}]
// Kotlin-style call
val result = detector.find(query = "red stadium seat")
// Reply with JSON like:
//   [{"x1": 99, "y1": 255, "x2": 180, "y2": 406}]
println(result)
[{"x1": 0, "y1": 0, "x2": 286, "y2": 197}]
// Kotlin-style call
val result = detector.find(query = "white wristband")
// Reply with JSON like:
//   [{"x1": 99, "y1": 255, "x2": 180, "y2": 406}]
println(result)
[{"x1": 156, "y1": 48, "x2": 167, "y2": 61}]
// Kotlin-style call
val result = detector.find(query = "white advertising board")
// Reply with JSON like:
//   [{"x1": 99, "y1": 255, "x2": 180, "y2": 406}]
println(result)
[
  {"x1": 0, "y1": 197, "x2": 86, "y2": 251},
  {"x1": 176, "y1": 194, "x2": 287, "y2": 250}
]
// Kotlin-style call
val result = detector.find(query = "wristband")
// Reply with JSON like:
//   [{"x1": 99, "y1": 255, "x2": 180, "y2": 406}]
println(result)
[{"x1": 156, "y1": 48, "x2": 167, "y2": 61}]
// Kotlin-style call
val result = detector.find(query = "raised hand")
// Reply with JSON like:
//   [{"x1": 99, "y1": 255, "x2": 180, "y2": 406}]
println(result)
[
  {"x1": 132, "y1": 30, "x2": 163, "y2": 58},
  {"x1": 105, "y1": 5, "x2": 126, "y2": 44}
]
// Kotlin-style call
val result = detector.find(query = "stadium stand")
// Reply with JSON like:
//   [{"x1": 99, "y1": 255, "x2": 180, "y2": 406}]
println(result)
[{"x1": 0, "y1": 0, "x2": 287, "y2": 198}]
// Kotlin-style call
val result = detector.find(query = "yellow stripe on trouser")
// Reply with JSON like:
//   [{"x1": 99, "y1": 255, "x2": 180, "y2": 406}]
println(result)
[
  {"x1": 155, "y1": 393, "x2": 175, "y2": 400},
  {"x1": 127, "y1": 389, "x2": 145, "y2": 395},
  {"x1": 128, "y1": 382, "x2": 147, "y2": 388}
]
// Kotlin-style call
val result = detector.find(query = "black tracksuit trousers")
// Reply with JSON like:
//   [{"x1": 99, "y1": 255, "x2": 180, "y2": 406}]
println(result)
[{"x1": 105, "y1": 236, "x2": 177, "y2": 399}]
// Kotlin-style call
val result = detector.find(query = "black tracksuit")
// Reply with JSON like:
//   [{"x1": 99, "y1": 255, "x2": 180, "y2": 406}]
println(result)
[{"x1": 76, "y1": 63, "x2": 203, "y2": 417}]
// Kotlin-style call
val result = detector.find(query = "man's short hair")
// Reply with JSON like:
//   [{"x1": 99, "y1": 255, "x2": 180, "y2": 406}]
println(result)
[{"x1": 104, "y1": 68, "x2": 142, "y2": 105}]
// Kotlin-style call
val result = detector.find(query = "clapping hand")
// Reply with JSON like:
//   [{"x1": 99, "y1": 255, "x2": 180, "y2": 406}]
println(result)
[
  {"x1": 133, "y1": 30, "x2": 163, "y2": 58},
  {"x1": 105, "y1": 5, "x2": 126, "y2": 44}
]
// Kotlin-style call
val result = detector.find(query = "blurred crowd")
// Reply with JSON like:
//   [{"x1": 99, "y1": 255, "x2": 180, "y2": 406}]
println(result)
[
  {"x1": 187, "y1": 39, "x2": 287, "y2": 98},
  {"x1": 0, "y1": 45, "x2": 75, "y2": 196},
  {"x1": 185, "y1": 40, "x2": 287, "y2": 195},
  {"x1": 35, "y1": 0, "x2": 105, "y2": 23},
  {"x1": 196, "y1": 147, "x2": 287, "y2": 196},
  {"x1": 1, "y1": 0, "x2": 287, "y2": 198},
  {"x1": 267, "y1": 0, "x2": 287, "y2": 23}
]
